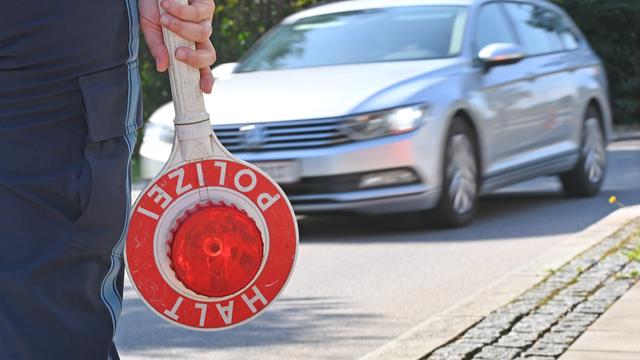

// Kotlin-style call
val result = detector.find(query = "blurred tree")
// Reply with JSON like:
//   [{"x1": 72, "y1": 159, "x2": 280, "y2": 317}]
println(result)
[
  {"x1": 138, "y1": 0, "x2": 640, "y2": 125},
  {"x1": 553, "y1": 0, "x2": 640, "y2": 124}
]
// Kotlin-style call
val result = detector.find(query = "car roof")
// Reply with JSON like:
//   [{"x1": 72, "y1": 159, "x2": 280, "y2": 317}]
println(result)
[
  {"x1": 283, "y1": 0, "x2": 563, "y2": 24},
  {"x1": 283, "y1": 0, "x2": 474, "y2": 23}
]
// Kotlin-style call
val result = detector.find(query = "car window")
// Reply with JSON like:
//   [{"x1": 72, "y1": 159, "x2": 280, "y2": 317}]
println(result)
[
  {"x1": 474, "y1": 3, "x2": 516, "y2": 52},
  {"x1": 236, "y1": 6, "x2": 468, "y2": 72},
  {"x1": 555, "y1": 12, "x2": 580, "y2": 50},
  {"x1": 503, "y1": 2, "x2": 566, "y2": 55}
]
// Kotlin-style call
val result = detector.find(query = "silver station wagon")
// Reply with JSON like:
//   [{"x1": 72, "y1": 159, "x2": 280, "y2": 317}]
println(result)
[{"x1": 140, "y1": 0, "x2": 611, "y2": 227}]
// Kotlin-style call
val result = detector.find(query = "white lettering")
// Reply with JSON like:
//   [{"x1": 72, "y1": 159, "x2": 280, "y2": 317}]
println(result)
[
  {"x1": 241, "y1": 286, "x2": 267, "y2": 314},
  {"x1": 235, "y1": 169, "x2": 257, "y2": 193},
  {"x1": 168, "y1": 168, "x2": 192, "y2": 195},
  {"x1": 148, "y1": 185, "x2": 173, "y2": 209},
  {"x1": 136, "y1": 206, "x2": 159, "y2": 220},
  {"x1": 216, "y1": 301, "x2": 234, "y2": 325},
  {"x1": 163, "y1": 296, "x2": 184, "y2": 321},
  {"x1": 195, "y1": 303, "x2": 207, "y2": 327},
  {"x1": 257, "y1": 193, "x2": 281, "y2": 212},
  {"x1": 214, "y1": 161, "x2": 227, "y2": 185},
  {"x1": 196, "y1": 163, "x2": 205, "y2": 187}
]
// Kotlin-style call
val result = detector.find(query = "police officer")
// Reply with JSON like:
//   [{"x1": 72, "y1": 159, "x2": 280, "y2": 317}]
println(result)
[{"x1": 0, "y1": 0, "x2": 215, "y2": 358}]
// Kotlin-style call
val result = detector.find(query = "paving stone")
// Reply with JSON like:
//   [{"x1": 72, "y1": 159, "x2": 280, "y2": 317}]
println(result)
[
  {"x1": 473, "y1": 345, "x2": 521, "y2": 360},
  {"x1": 462, "y1": 327, "x2": 503, "y2": 345},
  {"x1": 427, "y1": 349, "x2": 465, "y2": 360},
  {"x1": 561, "y1": 311, "x2": 598, "y2": 325},
  {"x1": 537, "y1": 331, "x2": 576, "y2": 345},
  {"x1": 495, "y1": 333, "x2": 535, "y2": 349},
  {"x1": 427, "y1": 350, "x2": 466, "y2": 360},
  {"x1": 500, "y1": 299, "x2": 538, "y2": 316},
  {"x1": 506, "y1": 330, "x2": 540, "y2": 342},
  {"x1": 574, "y1": 300, "x2": 610, "y2": 314},
  {"x1": 474, "y1": 312, "x2": 517, "y2": 330},
  {"x1": 512, "y1": 314, "x2": 558, "y2": 334},
  {"x1": 429, "y1": 340, "x2": 483, "y2": 360},
  {"x1": 535, "y1": 303, "x2": 571, "y2": 317},
  {"x1": 524, "y1": 342, "x2": 568, "y2": 357},
  {"x1": 549, "y1": 323, "x2": 586, "y2": 338}
]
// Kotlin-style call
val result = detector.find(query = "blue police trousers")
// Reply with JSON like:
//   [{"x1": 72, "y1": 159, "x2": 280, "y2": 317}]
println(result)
[{"x1": 0, "y1": 1, "x2": 142, "y2": 358}]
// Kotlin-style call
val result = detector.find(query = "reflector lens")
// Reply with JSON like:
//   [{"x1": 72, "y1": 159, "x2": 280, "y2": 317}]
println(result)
[{"x1": 170, "y1": 204, "x2": 263, "y2": 297}]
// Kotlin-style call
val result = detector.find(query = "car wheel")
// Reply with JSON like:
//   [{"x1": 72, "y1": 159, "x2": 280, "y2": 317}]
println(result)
[
  {"x1": 431, "y1": 118, "x2": 479, "y2": 227},
  {"x1": 560, "y1": 106, "x2": 607, "y2": 197}
]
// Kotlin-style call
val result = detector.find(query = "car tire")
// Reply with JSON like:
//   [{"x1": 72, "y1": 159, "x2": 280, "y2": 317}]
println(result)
[
  {"x1": 560, "y1": 106, "x2": 607, "y2": 197},
  {"x1": 431, "y1": 117, "x2": 479, "y2": 228}
]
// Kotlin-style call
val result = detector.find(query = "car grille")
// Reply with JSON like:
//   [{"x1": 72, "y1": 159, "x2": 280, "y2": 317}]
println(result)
[{"x1": 213, "y1": 117, "x2": 351, "y2": 152}]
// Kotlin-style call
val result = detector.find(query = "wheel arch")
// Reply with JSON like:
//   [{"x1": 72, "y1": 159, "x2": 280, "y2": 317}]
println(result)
[
  {"x1": 449, "y1": 109, "x2": 484, "y2": 179},
  {"x1": 582, "y1": 94, "x2": 613, "y2": 144},
  {"x1": 585, "y1": 98, "x2": 606, "y2": 137}
]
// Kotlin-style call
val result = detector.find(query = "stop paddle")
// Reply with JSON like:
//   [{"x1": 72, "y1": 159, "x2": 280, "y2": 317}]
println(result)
[{"x1": 125, "y1": 0, "x2": 298, "y2": 330}]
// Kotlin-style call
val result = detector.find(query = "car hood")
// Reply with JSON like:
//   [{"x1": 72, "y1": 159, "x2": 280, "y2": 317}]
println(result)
[{"x1": 198, "y1": 59, "x2": 458, "y2": 125}]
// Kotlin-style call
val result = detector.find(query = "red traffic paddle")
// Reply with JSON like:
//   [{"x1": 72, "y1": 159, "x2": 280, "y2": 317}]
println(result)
[{"x1": 125, "y1": 0, "x2": 298, "y2": 330}]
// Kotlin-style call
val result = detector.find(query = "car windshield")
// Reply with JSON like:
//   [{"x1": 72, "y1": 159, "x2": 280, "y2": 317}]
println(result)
[{"x1": 236, "y1": 6, "x2": 468, "y2": 72}]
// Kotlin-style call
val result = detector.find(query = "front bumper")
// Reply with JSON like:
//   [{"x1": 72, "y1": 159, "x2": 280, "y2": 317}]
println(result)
[
  {"x1": 139, "y1": 126, "x2": 442, "y2": 214},
  {"x1": 289, "y1": 184, "x2": 440, "y2": 215}
]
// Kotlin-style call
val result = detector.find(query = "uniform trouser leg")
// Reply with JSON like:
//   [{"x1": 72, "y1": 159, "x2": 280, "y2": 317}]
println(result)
[
  {"x1": 1, "y1": 0, "x2": 140, "y2": 358},
  {"x1": 0, "y1": 65, "x2": 140, "y2": 359}
]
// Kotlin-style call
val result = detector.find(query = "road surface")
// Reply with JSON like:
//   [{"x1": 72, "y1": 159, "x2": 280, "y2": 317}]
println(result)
[{"x1": 117, "y1": 140, "x2": 639, "y2": 360}]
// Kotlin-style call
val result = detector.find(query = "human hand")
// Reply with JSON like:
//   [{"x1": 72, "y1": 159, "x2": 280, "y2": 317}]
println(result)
[{"x1": 139, "y1": 0, "x2": 216, "y2": 93}]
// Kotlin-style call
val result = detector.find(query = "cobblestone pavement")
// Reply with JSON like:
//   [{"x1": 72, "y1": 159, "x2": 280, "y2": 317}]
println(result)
[{"x1": 422, "y1": 219, "x2": 640, "y2": 360}]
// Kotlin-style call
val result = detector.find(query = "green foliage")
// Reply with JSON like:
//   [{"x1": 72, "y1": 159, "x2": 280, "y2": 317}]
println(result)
[
  {"x1": 553, "y1": 0, "x2": 640, "y2": 124},
  {"x1": 213, "y1": 0, "x2": 323, "y2": 64},
  {"x1": 138, "y1": 0, "x2": 640, "y2": 124},
  {"x1": 626, "y1": 244, "x2": 640, "y2": 263}
]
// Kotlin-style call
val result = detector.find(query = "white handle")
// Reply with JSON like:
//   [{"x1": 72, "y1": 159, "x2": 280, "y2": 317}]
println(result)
[
  {"x1": 160, "y1": 0, "x2": 209, "y2": 125},
  {"x1": 159, "y1": 0, "x2": 228, "y2": 161}
]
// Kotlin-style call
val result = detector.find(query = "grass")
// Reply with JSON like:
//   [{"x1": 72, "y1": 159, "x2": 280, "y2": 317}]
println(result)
[{"x1": 624, "y1": 244, "x2": 640, "y2": 263}]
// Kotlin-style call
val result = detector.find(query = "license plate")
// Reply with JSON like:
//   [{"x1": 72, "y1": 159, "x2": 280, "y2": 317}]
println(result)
[{"x1": 253, "y1": 161, "x2": 300, "y2": 184}]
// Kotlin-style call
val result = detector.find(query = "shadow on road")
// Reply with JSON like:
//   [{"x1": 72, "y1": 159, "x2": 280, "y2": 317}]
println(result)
[{"x1": 116, "y1": 293, "x2": 385, "y2": 354}]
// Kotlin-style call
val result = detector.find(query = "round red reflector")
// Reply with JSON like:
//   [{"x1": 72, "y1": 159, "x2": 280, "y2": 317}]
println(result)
[{"x1": 170, "y1": 203, "x2": 263, "y2": 297}]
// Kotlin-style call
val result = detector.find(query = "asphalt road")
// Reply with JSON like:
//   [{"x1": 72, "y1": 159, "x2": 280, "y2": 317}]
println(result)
[{"x1": 117, "y1": 140, "x2": 640, "y2": 360}]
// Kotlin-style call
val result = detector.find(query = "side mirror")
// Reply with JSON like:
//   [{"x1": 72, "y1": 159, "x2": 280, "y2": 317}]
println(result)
[
  {"x1": 211, "y1": 62, "x2": 238, "y2": 80},
  {"x1": 478, "y1": 43, "x2": 525, "y2": 71}
]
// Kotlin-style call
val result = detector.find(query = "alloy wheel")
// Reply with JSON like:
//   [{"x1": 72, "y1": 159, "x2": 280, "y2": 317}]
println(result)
[
  {"x1": 447, "y1": 134, "x2": 477, "y2": 214},
  {"x1": 582, "y1": 118, "x2": 606, "y2": 184}
]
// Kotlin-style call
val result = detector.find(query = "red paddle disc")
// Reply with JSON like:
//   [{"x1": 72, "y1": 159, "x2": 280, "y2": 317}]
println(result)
[{"x1": 126, "y1": 158, "x2": 298, "y2": 330}]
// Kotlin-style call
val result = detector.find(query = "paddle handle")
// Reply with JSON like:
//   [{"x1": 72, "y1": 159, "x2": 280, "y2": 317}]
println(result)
[{"x1": 160, "y1": 0, "x2": 209, "y2": 125}]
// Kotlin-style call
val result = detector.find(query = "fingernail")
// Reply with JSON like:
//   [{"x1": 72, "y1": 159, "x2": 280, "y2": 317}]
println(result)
[
  {"x1": 160, "y1": 15, "x2": 169, "y2": 26},
  {"x1": 161, "y1": 0, "x2": 170, "y2": 9},
  {"x1": 176, "y1": 49, "x2": 187, "y2": 60}
]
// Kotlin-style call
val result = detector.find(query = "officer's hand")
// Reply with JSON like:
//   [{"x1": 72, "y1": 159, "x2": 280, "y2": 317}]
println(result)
[{"x1": 140, "y1": 0, "x2": 216, "y2": 94}]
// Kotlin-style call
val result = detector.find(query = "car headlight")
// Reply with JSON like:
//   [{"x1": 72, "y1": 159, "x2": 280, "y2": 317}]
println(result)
[{"x1": 340, "y1": 104, "x2": 428, "y2": 140}]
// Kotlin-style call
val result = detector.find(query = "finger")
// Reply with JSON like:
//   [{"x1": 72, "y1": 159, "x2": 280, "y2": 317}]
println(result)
[
  {"x1": 160, "y1": 13, "x2": 212, "y2": 43},
  {"x1": 200, "y1": 67, "x2": 214, "y2": 94},
  {"x1": 160, "y1": 0, "x2": 214, "y2": 23},
  {"x1": 175, "y1": 41, "x2": 216, "y2": 69},
  {"x1": 140, "y1": 16, "x2": 169, "y2": 72}
]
